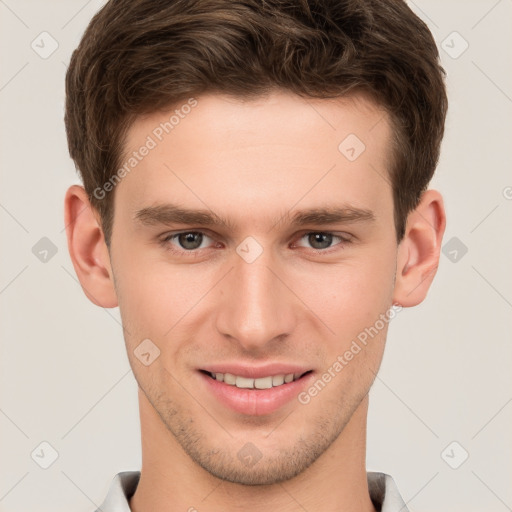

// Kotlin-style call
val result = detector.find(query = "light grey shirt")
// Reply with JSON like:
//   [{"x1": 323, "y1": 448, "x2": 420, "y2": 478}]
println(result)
[{"x1": 94, "y1": 470, "x2": 409, "y2": 511}]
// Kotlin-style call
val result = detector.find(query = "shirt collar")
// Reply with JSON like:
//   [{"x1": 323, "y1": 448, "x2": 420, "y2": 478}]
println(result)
[
  {"x1": 367, "y1": 471, "x2": 409, "y2": 511},
  {"x1": 95, "y1": 470, "x2": 408, "y2": 512}
]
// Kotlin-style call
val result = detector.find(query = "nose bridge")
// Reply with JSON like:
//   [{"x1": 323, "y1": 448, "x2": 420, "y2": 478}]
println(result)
[{"x1": 215, "y1": 245, "x2": 295, "y2": 349}]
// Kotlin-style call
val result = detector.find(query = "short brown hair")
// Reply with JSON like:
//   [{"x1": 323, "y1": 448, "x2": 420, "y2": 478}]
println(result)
[{"x1": 65, "y1": 0, "x2": 447, "y2": 246}]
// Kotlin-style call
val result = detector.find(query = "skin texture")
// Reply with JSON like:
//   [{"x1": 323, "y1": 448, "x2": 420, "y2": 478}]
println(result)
[{"x1": 65, "y1": 90, "x2": 446, "y2": 512}]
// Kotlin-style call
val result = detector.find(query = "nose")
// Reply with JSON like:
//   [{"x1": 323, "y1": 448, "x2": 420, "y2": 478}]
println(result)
[{"x1": 215, "y1": 246, "x2": 297, "y2": 352}]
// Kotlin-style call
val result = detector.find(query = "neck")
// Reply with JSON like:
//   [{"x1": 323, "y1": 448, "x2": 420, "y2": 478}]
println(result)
[{"x1": 130, "y1": 389, "x2": 376, "y2": 512}]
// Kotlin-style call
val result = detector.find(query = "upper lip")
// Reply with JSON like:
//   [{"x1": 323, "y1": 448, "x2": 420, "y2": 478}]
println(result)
[{"x1": 200, "y1": 363, "x2": 312, "y2": 379}]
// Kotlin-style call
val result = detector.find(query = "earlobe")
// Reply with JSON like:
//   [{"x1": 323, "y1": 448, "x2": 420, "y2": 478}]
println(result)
[
  {"x1": 64, "y1": 185, "x2": 118, "y2": 308},
  {"x1": 392, "y1": 189, "x2": 446, "y2": 307}
]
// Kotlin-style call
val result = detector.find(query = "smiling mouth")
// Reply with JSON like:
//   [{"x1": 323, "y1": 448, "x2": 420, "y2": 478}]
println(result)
[{"x1": 200, "y1": 370, "x2": 313, "y2": 390}]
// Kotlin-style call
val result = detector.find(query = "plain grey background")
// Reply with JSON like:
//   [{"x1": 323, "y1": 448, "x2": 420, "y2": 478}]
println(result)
[{"x1": 1, "y1": 1, "x2": 511, "y2": 511}]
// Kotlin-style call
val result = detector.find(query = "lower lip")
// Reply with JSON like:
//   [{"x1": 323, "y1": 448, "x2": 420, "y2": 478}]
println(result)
[{"x1": 199, "y1": 371, "x2": 314, "y2": 416}]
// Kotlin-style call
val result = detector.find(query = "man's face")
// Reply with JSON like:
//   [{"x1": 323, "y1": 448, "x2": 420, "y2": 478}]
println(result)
[{"x1": 109, "y1": 90, "x2": 398, "y2": 484}]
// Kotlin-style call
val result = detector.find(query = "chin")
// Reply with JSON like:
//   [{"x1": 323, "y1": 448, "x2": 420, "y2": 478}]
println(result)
[{"x1": 192, "y1": 450, "x2": 316, "y2": 486}]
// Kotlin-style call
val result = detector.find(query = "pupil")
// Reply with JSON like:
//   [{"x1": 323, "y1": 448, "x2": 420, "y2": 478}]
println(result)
[
  {"x1": 309, "y1": 233, "x2": 332, "y2": 249},
  {"x1": 180, "y1": 232, "x2": 202, "y2": 249}
]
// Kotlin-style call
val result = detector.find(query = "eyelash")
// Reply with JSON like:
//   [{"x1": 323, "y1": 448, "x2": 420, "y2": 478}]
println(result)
[{"x1": 158, "y1": 230, "x2": 353, "y2": 257}]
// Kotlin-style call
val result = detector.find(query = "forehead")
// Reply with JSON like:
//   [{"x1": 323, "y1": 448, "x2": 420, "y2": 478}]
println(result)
[
  {"x1": 124, "y1": 89, "x2": 391, "y2": 156},
  {"x1": 132, "y1": 90, "x2": 388, "y2": 146},
  {"x1": 116, "y1": 90, "x2": 394, "y2": 231}
]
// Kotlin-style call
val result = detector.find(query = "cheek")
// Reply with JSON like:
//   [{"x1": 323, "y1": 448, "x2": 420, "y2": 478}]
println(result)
[
  {"x1": 292, "y1": 252, "x2": 396, "y2": 342},
  {"x1": 113, "y1": 255, "x2": 211, "y2": 346}
]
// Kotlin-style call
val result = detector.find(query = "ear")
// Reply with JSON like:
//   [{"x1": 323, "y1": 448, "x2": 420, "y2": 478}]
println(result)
[
  {"x1": 64, "y1": 185, "x2": 118, "y2": 308},
  {"x1": 393, "y1": 189, "x2": 446, "y2": 307}
]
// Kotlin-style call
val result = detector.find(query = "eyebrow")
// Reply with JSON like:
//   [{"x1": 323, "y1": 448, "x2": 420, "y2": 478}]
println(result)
[{"x1": 134, "y1": 203, "x2": 376, "y2": 231}]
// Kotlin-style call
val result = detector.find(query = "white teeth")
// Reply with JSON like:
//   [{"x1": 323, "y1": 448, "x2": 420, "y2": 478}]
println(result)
[
  {"x1": 254, "y1": 376, "x2": 273, "y2": 389},
  {"x1": 272, "y1": 374, "x2": 285, "y2": 386},
  {"x1": 224, "y1": 373, "x2": 236, "y2": 385},
  {"x1": 209, "y1": 371, "x2": 304, "y2": 389},
  {"x1": 235, "y1": 376, "x2": 254, "y2": 389}
]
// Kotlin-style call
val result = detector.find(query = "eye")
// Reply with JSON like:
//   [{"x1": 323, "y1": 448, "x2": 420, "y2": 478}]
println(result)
[
  {"x1": 295, "y1": 232, "x2": 352, "y2": 251},
  {"x1": 160, "y1": 231, "x2": 215, "y2": 253},
  {"x1": 159, "y1": 230, "x2": 353, "y2": 257}
]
